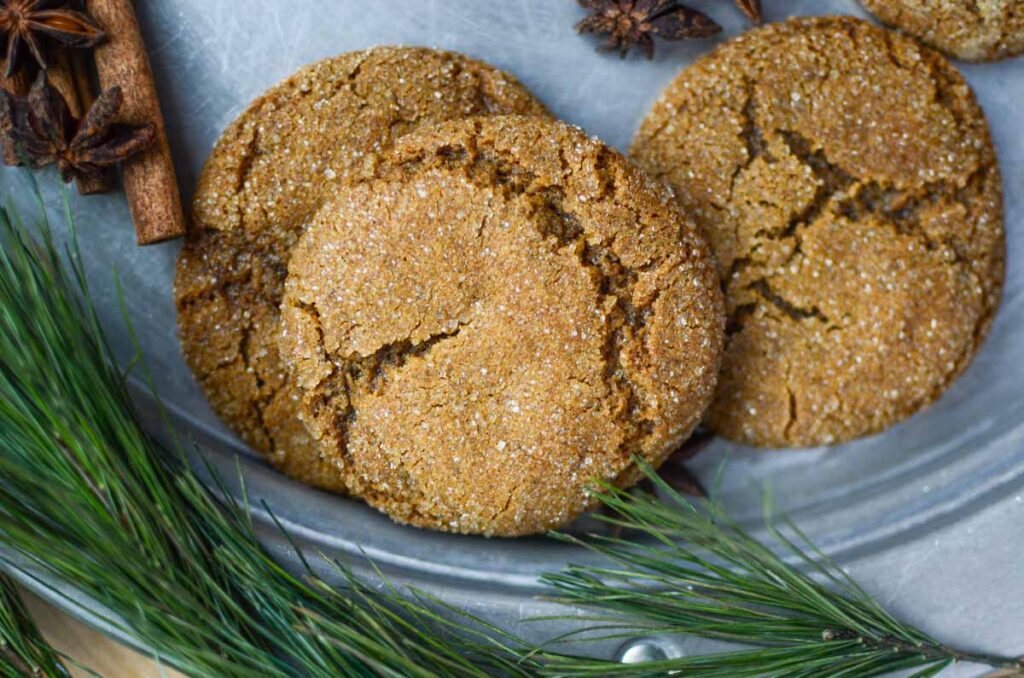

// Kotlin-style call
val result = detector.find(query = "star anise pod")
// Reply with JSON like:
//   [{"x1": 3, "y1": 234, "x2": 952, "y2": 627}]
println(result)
[
  {"x1": 0, "y1": 0, "x2": 105, "y2": 78},
  {"x1": 575, "y1": 0, "x2": 721, "y2": 59},
  {"x1": 733, "y1": 0, "x2": 762, "y2": 24},
  {"x1": 0, "y1": 71, "x2": 154, "y2": 182}
]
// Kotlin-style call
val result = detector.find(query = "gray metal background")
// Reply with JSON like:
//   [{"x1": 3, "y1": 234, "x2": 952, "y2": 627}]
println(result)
[{"x1": 1, "y1": 1, "x2": 1022, "y2": 673}]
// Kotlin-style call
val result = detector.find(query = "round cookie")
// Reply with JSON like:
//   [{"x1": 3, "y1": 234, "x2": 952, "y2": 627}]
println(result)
[
  {"x1": 174, "y1": 48, "x2": 548, "y2": 489},
  {"x1": 631, "y1": 17, "x2": 1004, "y2": 448},
  {"x1": 861, "y1": 0, "x2": 1024, "y2": 62},
  {"x1": 278, "y1": 116, "x2": 725, "y2": 536}
]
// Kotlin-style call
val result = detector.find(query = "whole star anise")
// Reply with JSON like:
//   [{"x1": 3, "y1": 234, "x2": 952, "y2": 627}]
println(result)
[
  {"x1": 575, "y1": 0, "x2": 721, "y2": 59},
  {"x1": 0, "y1": 71, "x2": 154, "y2": 182},
  {"x1": 0, "y1": 0, "x2": 105, "y2": 78}
]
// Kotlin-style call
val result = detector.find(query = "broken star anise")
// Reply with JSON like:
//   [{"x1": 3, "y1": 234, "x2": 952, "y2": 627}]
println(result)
[
  {"x1": 575, "y1": 0, "x2": 721, "y2": 59},
  {"x1": 0, "y1": 72, "x2": 154, "y2": 182},
  {"x1": 0, "y1": 0, "x2": 105, "y2": 78},
  {"x1": 734, "y1": 0, "x2": 762, "y2": 24}
]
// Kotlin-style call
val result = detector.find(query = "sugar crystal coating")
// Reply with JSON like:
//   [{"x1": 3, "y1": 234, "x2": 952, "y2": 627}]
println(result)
[
  {"x1": 280, "y1": 116, "x2": 725, "y2": 535},
  {"x1": 632, "y1": 17, "x2": 1004, "y2": 447}
]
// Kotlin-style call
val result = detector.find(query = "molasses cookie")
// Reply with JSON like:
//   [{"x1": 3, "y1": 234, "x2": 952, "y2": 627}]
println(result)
[
  {"x1": 174, "y1": 48, "x2": 548, "y2": 489},
  {"x1": 861, "y1": 0, "x2": 1024, "y2": 62},
  {"x1": 631, "y1": 17, "x2": 1004, "y2": 448},
  {"x1": 279, "y1": 116, "x2": 725, "y2": 536}
]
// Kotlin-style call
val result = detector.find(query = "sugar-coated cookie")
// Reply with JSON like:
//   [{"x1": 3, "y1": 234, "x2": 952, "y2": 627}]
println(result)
[
  {"x1": 632, "y1": 17, "x2": 1004, "y2": 447},
  {"x1": 279, "y1": 116, "x2": 725, "y2": 535}
]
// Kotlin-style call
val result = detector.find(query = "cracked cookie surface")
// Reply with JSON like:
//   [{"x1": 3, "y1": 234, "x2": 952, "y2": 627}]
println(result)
[
  {"x1": 631, "y1": 17, "x2": 1004, "y2": 448},
  {"x1": 861, "y1": 0, "x2": 1024, "y2": 62},
  {"x1": 279, "y1": 116, "x2": 724, "y2": 536},
  {"x1": 174, "y1": 48, "x2": 548, "y2": 490}
]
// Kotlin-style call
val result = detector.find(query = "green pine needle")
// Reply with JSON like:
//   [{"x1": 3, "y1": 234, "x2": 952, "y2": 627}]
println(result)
[
  {"x1": 0, "y1": 172, "x2": 1021, "y2": 677},
  {"x1": 0, "y1": 575, "x2": 70, "y2": 678}
]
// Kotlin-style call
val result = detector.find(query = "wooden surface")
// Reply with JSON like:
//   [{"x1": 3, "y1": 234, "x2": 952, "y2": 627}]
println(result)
[{"x1": 18, "y1": 586, "x2": 184, "y2": 677}]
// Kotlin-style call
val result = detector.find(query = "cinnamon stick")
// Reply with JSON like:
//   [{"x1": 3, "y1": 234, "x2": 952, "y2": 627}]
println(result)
[
  {"x1": 1, "y1": 62, "x2": 31, "y2": 167},
  {"x1": 85, "y1": 0, "x2": 185, "y2": 245},
  {"x1": 47, "y1": 52, "x2": 84, "y2": 119}
]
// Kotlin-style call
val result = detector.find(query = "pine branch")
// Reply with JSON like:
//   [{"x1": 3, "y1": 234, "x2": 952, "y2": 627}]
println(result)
[
  {"x1": 0, "y1": 575, "x2": 70, "y2": 678},
  {"x1": 0, "y1": 171, "x2": 1021, "y2": 677},
  {"x1": 538, "y1": 465, "x2": 1024, "y2": 676},
  {"x1": 0, "y1": 175, "x2": 555, "y2": 678}
]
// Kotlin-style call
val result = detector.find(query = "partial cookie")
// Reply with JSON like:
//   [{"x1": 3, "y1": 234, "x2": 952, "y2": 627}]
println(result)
[
  {"x1": 174, "y1": 48, "x2": 548, "y2": 489},
  {"x1": 279, "y1": 116, "x2": 725, "y2": 536},
  {"x1": 632, "y1": 17, "x2": 1004, "y2": 448},
  {"x1": 861, "y1": 0, "x2": 1024, "y2": 62}
]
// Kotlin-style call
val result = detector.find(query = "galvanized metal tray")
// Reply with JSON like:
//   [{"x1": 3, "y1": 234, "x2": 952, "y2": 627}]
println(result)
[{"x1": 3, "y1": 0, "x2": 1022, "y2": 669}]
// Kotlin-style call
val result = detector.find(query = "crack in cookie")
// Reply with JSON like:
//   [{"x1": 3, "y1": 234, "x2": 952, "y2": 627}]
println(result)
[{"x1": 398, "y1": 139, "x2": 663, "y2": 461}]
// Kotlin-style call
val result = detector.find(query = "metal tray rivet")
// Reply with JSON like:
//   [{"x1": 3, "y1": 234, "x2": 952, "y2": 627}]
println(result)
[{"x1": 618, "y1": 639, "x2": 670, "y2": 663}]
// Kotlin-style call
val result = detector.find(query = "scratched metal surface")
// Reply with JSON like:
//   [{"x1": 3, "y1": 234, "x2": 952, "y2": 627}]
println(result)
[{"x1": 1, "y1": 0, "x2": 1022, "y2": 669}]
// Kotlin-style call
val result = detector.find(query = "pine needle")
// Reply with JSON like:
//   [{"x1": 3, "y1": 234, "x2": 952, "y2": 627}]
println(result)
[{"x1": 0, "y1": 575, "x2": 71, "y2": 678}]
